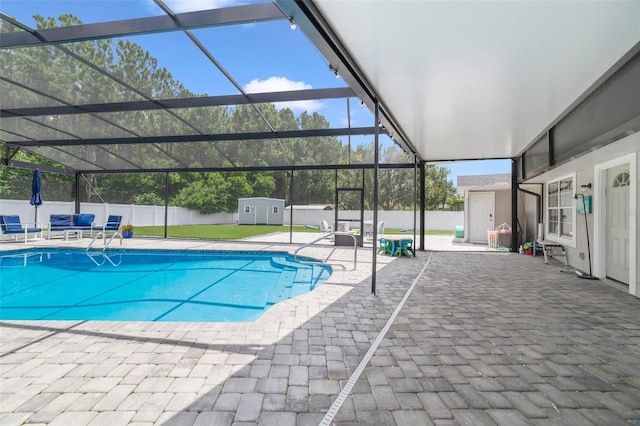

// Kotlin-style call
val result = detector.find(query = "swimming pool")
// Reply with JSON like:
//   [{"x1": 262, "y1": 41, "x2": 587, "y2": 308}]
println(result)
[{"x1": 0, "y1": 249, "x2": 331, "y2": 322}]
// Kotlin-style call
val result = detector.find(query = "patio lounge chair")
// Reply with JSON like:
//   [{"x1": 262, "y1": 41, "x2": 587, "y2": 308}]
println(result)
[
  {"x1": 0, "y1": 215, "x2": 43, "y2": 243},
  {"x1": 364, "y1": 220, "x2": 385, "y2": 239},
  {"x1": 319, "y1": 220, "x2": 332, "y2": 236},
  {"x1": 91, "y1": 215, "x2": 123, "y2": 239}
]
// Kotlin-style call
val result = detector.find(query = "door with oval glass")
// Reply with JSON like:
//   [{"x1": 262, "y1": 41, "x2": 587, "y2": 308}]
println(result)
[{"x1": 606, "y1": 164, "x2": 630, "y2": 284}]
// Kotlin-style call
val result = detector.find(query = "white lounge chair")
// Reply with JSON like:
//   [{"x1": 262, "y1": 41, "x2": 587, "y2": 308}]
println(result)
[{"x1": 319, "y1": 220, "x2": 332, "y2": 236}]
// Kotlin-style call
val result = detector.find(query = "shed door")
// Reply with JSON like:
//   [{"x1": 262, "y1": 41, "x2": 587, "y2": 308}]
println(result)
[
  {"x1": 468, "y1": 192, "x2": 495, "y2": 243},
  {"x1": 606, "y1": 164, "x2": 630, "y2": 284},
  {"x1": 255, "y1": 205, "x2": 268, "y2": 225}
]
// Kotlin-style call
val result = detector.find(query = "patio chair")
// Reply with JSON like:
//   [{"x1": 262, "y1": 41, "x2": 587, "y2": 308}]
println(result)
[
  {"x1": 0, "y1": 215, "x2": 43, "y2": 243},
  {"x1": 377, "y1": 221, "x2": 385, "y2": 234},
  {"x1": 91, "y1": 215, "x2": 123, "y2": 240},
  {"x1": 377, "y1": 237, "x2": 392, "y2": 255},
  {"x1": 393, "y1": 238, "x2": 415, "y2": 257},
  {"x1": 533, "y1": 223, "x2": 567, "y2": 265},
  {"x1": 363, "y1": 220, "x2": 374, "y2": 236},
  {"x1": 319, "y1": 220, "x2": 332, "y2": 236}
]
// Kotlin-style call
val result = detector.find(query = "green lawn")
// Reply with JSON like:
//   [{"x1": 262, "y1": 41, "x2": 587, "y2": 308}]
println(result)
[
  {"x1": 133, "y1": 224, "x2": 454, "y2": 239},
  {"x1": 134, "y1": 224, "x2": 318, "y2": 239}
]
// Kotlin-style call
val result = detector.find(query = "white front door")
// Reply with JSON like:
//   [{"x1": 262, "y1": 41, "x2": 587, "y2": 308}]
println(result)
[
  {"x1": 606, "y1": 164, "x2": 630, "y2": 284},
  {"x1": 468, "y1": 192, "x2": 495, "y2": 243}
]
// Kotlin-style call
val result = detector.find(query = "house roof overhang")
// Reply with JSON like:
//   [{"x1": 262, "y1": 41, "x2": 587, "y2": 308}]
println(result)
[{"x1": 1, "y1": 1, "x2": 639, "y2": 175}]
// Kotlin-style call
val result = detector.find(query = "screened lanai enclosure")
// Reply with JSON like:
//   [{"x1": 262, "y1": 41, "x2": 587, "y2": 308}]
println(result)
[
  {"x1": 0, "y1": 0, "x2": 428, "y2": 292},
  {"x1": 2, "y1": 1, "x2": 639, "y2": 290}
]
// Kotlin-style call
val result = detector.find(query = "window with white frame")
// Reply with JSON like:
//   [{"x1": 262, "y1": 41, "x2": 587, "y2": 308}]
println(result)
[
  {"x1": 244, "y1": 205, "x2": 251, "y2": 213},
  {"x1": 546, "y1": 175, "x2": 575, "y2": 246},
  {"x1": 272, "y1": 206, "x2": 279, "y2": 214}
]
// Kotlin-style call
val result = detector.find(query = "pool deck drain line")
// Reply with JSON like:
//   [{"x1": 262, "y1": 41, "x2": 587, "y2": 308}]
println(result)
[{"x1": 319, "y1": 253, "x2": 433, "y2": 426}]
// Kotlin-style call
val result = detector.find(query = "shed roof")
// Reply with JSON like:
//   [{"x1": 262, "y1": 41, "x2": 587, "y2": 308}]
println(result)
[
  {"x1": 457, "y1": 173, "x2": 511, "y2": 191},
  {"x1": 238, "y1": 197, "x2": 284, "y2": 202}
]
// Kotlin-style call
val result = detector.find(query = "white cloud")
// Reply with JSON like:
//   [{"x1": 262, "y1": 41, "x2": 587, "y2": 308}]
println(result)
[
  {"x1": 161, "y1": 0, "x2": 238, "y2": 13},
  {"x1": 244, "y1": 77, "x2": 324, "y2": 113}
]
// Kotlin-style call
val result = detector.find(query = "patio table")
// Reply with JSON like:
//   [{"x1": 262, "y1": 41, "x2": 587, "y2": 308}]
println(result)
[{"x1": 383, "y1": 236, "x2": 415, "y2": 257}]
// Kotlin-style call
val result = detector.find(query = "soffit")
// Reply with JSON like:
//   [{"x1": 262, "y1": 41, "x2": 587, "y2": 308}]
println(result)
[{"x1": 311, "y1": 0, "x2": 640, "y2": 161}]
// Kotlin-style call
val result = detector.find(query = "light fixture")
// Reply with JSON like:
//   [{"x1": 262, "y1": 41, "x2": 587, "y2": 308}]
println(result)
[
  {"x1": 289, "y1": 17, "x2": 296, "y2": 30},
  {"x1": 329, "y1": 64, "x2": 339, "y2": 79}
]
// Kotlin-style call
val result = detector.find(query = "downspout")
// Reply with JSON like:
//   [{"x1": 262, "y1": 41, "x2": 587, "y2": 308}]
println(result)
[
  {"x1": 517, "y1": 186, "x2": 542, "y2": 224},
  {"x1": 518, "y1": 183, "x2": 544, "y2": 244},
  {"x1": 511, "y1": 159, "x2": 518, "y2": 252}
]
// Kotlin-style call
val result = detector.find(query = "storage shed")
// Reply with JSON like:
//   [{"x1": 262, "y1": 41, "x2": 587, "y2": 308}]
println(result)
[
  {"x1": 237, "y1": 198, "x2": 285, "y2": 225},
  {"x1": 457, "y1": 174, "x2": 512, "y2": 245}
]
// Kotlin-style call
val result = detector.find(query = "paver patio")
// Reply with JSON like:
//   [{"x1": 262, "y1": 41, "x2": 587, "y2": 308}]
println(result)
[{"x1": 1, "y1": 238, "x2": 639, "y2": 425}]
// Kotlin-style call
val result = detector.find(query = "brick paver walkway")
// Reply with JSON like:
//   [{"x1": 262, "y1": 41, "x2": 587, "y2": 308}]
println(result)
[{"x1": 1, "y1": 246, "x2": 639, "y2": 425}]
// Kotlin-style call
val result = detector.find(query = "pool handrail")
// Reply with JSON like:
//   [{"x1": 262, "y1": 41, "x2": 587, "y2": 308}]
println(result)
[
  {"x1": 87, "y1": 229, "x2": 122, "y2": 249},
  {"x1": 294, "y1": 231, "x2": 357, "y2": 271},
  {"x1": 86, "y1": 230, "x2": 123, "y2": 266}
]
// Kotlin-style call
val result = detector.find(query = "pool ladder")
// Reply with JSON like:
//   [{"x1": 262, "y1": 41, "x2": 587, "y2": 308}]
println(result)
[
  {"x1": 294, "y1": 232, "x2": 357, "y2": 271},
  {"x1": 86, "y1": 230, "x2": 123, "y2": 266}
]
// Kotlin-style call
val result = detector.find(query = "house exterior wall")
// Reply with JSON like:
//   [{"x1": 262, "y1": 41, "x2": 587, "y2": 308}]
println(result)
[
  {"x1": 529, "y1": 131, "x2": 639, "y2": 297},
  {"x1": 567, "y1": 168, "x2": 596, "y2": 275}
]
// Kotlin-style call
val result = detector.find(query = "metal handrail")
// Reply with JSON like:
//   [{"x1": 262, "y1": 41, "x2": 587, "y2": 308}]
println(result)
[
  {"x1": 86, "y1": 230, "x2": 122, "y2": 252},
  {"x1": 294, "y1": 231, "x2": 357, "y2": 271},
  {"x1": 86, "y1": 230, "x2": 123, "y2": 267},
  {"x1": 103, "y1": 231, "x2": 122, "y2": 249}
]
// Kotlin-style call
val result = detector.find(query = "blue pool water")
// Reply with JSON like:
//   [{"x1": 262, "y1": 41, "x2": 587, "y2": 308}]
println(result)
[{"x1": 0, "y1": 249, "x2": 331, "y2": 322}]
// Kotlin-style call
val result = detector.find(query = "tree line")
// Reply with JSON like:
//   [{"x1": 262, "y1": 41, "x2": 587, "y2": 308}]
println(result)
[{"x1": 0, "y1": 14, "x2": 458, "y2": 213}]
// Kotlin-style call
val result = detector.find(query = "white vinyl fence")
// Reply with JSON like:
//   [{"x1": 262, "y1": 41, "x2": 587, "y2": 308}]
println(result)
[
  {"x1": 283, "y1": 208, "x2": 462, "y2": 231},
  {"x1": 0, "y1": 200, "x2": 236, "y2": 227},
  {"x1": 1, "y1": 199, "x2": 462, "y2": 231}
]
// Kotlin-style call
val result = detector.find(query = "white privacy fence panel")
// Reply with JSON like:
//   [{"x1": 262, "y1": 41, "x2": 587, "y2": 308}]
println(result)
[
  {"x1": 1, "y1": 199, "x2": 461, "y2": 230},
  {"x1": 283, "y1": 209, "x2": 463, "y2": 230},
  {"x1": 0, "y1": 200, "x2": 236, "y2": 226}
]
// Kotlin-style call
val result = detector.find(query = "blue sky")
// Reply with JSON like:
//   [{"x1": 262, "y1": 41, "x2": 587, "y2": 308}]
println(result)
[{"x1": 3, "y1": 0, "x2": 511, "y2": 184}]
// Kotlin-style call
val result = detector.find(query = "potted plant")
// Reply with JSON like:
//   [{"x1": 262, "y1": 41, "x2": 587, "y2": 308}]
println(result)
[{"x1": 121, "y1": 224, "x2": 134, "y2": 238}]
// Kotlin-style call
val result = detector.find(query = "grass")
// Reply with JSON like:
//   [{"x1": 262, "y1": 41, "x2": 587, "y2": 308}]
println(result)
[
  {"x1": 133, "y1": 224, "x2": 455, "y2": 240},
  {"x1": 134, "y1": 224, "x2": 318, "y2": 239}
]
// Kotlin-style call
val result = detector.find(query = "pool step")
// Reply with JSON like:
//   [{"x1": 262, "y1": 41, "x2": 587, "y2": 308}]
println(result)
[
  {"x1": 294, "y1": 267, "x2": 312, "y2": 283},
  {"x1": 266, "y1": 269, "x2": 296, "y2": 306},
  {"x1": 288, "y1": 283, "x2": 312, "y2": 298},
  {"x1": 267, "y1": 257, "x2": 325, "y2": 306}
]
